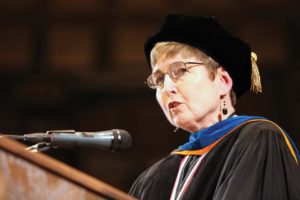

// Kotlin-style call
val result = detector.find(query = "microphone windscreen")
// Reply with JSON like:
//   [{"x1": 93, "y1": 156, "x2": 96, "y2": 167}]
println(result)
[{"x1": 112, "y1": 129, "x2": 132, "y2": 151}]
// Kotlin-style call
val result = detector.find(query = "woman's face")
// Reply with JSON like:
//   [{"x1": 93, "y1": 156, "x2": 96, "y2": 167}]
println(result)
[{"x1": 153, "y1": 53, "x2": 223, "y2": 132}]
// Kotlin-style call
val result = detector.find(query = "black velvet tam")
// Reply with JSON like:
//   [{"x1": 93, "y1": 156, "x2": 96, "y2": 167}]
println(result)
[{"x1": 144, "y1": 14, "x2": 252, "y2": 98}]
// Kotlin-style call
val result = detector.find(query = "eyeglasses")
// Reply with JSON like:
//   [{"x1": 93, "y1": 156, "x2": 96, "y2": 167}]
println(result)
[{"x1": 146, "y1": 61, "x2": 204, "y2": 89}]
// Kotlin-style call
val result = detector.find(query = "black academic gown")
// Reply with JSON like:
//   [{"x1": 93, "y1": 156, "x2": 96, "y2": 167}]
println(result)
[{"x1": 129, "y1": 121, "x2": 300, "y2": 200}]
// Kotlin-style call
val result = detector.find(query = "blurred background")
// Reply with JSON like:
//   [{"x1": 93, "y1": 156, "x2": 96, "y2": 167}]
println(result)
[{"x1": 0, "y1": 0, "x2": 299, "y2": 193}]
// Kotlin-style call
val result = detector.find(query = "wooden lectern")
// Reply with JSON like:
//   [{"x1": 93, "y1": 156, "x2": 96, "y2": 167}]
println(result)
[{"x1": 0, "y1": 137, "x2": 136, "y2": 200}]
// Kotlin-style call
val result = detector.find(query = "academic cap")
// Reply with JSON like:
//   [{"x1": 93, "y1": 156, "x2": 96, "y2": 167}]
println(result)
[{"x1": 144, "y1": 14, "x2": 261, "y2": 98}]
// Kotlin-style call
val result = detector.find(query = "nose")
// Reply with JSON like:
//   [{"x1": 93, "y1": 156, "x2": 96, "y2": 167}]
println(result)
[{"x1": 162, "y1": 75, "x2": 177, "y2": 95}]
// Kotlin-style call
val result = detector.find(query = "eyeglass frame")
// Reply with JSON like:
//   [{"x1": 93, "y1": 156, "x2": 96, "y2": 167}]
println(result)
[{"x1": 146, "y1": 61, "x2": 204, "y2": 89}]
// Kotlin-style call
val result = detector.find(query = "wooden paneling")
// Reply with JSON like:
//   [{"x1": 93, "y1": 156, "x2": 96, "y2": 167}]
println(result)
[
  {"x1": 239, "y1": 19, "x2": 289, "y2": 67},
  {"x1": 0, "y1": 25, "x2": 32, "y2": 70},
  {"x1": 46, "y1": 23, "x2": 96, "y2": 72}
]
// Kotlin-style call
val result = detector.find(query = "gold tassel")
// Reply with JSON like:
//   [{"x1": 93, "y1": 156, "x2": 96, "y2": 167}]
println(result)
[{"x1": 250, "y1": 52, "x2": 262, "y2": 93}]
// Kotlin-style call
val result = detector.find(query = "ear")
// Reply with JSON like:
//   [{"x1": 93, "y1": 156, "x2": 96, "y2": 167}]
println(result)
[{"x1": 215, "y1": 67, "x2": 233, "y2": 96}]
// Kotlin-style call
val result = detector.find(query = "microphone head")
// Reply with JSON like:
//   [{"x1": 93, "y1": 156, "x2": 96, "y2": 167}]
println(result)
[{"x1": 111, "y1": 129, "x2": 132, "y2": 151}]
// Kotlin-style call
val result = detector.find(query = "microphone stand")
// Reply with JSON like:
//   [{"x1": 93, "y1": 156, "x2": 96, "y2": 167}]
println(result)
[
  {"x1": 0, "y1": 134, "x2": 55, "y2": 153},
  {"x1": 1, "y1": 130, "x2": 78, "y2": 152},
  {"x1": 25, "y1": 142, "x2": 53, "y2": 152}
]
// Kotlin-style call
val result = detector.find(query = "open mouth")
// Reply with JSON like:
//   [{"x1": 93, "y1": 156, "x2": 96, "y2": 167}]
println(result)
[{"x1": 168, "y1": 101, "x2": 181, "y2": 110}]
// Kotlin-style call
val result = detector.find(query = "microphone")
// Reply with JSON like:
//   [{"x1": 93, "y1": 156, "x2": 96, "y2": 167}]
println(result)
[{"x1": 4, "y1": 129, "x2": 132, "y2": 151}]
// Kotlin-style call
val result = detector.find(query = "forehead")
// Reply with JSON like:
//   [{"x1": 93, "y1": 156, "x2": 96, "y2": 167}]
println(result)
[
  {"x1": 151, "y1": 52, "x2": 200, "y2": 73},
  {"x1": 150, "y1": 43, "x2": 207, "y2": 72}
]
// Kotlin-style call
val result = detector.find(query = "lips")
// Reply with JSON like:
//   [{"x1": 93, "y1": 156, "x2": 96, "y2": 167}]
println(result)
[{"x1": 168, "y1": 101, "x2": 181, "y2": 110}]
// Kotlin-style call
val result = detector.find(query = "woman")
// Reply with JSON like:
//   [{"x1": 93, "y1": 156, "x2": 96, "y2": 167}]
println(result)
[{"x1": 129, "y1": 15, "x2": 300, "y2": 200}]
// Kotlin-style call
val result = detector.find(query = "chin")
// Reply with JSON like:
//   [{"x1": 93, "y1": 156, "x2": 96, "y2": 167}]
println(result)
[{"x1": 172, "y1": 117, "x2": 196, "y2": 132}]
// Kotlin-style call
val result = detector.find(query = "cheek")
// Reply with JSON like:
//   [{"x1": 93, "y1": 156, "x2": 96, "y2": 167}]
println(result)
[
  {"x1": 156, "y1": 90, "x2": 168, "y2": 111},
  {"x1": 179, "y1": 80, "x2": 219, "y2": 109},
  {"x1": 155, "y1": 90, "x2": 161, "y2": 105}
]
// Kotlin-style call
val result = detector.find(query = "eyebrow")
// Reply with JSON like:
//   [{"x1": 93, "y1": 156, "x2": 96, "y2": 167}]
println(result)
[
  {"x1": 151, "y1": 66, "x2": 164, "y2": 74},
  {"x1": 151, "y1": 61, "x2": 179, "y2": 74}
]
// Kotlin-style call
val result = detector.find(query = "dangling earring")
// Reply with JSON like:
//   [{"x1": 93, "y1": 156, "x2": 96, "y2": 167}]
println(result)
[
  {"x1": 218, "y1": 97, "x2": 222, "y2": 121},
  {"x1": 222, "y1": 100, "x2": 228, "y2": 115},
  {"x1": 173, "y1": 127, "x2": 179, "y2": 133}
]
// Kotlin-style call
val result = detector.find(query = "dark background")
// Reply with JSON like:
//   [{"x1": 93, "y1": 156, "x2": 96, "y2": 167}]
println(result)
[{"x1": 0, "y1": 0, "x2": 299, "y2": 193}]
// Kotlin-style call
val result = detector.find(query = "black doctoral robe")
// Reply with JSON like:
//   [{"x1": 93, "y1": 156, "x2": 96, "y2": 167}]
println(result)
[{"x1": 129, "y1": 121, "x2": 300, "y2": 200}]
